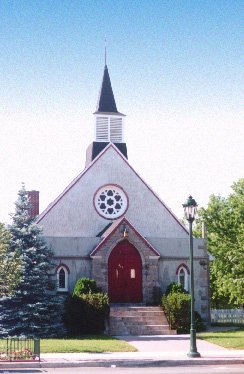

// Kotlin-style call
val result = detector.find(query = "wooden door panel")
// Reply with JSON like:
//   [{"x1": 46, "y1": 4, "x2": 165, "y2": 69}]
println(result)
[{"x1": 108, "y1": 240, "x2": 142, "y2": 303}]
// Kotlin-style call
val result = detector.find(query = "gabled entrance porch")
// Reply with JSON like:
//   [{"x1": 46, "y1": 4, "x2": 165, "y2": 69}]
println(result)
[{"x1": 90, "y1": 217, "x2": 161, "y2": 305}]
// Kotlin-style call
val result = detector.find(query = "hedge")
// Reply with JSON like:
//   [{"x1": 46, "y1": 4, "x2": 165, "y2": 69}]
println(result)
[
  {"x1": 162, "y1": 282, "x2": 206, "y2": 333},
  {"x1": 63, "y1": 278, "x2": 109, "y2": 335}
]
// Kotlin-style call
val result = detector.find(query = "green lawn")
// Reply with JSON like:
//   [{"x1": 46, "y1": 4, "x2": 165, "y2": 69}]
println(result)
[
  {"x1": 197, "y1": 327, "x2": 244, "y2": 349},
  {"x1": 41, "y1": 335, "x2": 137, "y2": 353}
]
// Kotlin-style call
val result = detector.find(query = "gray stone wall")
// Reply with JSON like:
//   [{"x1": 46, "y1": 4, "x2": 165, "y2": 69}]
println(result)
[
  {"x1": 44, "y1": 233, "x2": 210, "y2": 321},
  {"x1": 52, "y1": 257, "x2": 92, "y2": 292},
  {"x1": 158, "y1": 257, "x2": 210, "y2": 322}
]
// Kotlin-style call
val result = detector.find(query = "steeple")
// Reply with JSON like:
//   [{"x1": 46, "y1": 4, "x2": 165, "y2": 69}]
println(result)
[
  {"x1": 85, "y1": 63, "x2": 128, "y2": 167},
  {"x1": 95, "y1": 65, "x2": 118, "y2": 114}
]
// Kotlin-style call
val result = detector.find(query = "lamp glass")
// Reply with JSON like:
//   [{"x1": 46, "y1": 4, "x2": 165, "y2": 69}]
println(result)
[{"x1": 183, "y1": 195, "x2": 198, "y2": 221}]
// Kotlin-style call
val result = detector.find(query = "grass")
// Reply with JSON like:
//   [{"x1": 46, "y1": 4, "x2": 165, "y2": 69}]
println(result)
[
  {"x1": 40, "y1": 335, "x2": 137, "y2": 353},
  {"x1": 197, "y1": 327, "x2": 244, "y2": 349}
]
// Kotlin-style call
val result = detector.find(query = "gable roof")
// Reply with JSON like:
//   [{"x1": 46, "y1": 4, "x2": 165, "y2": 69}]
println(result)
[
  {"x1": 90, "y1": 216, "x2": 160, "y2": 257},
  {"x1": 96, "y1": 222, "x2": 113, "y2": 237},
  {"x1": 37, "y1": 143, "x2": 188, "y2": 234}
]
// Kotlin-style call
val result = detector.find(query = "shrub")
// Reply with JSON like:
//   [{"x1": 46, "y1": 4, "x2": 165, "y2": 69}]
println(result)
[
  {"x1": 162, "y1": 282, "x2": 205, "y2": 333},
  {"x1": 72, "y1": 278, "x2": 101, "y2": 296},
  {"x1": 165, "y1": 282, "x2": 187, "y2": 296},
  {"x1": 195, "y1": 311, "x2": 206, "y2": 332},
  {"x1": 162, "y1": 292, "x2": 191, "y2": 333},
  {"x1": 63, "y1": 278, "x2": 109, "y2": 335}
]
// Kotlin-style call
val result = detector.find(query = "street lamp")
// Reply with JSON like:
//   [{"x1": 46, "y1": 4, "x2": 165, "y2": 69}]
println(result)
[{"x1": 183, "y1": 195, "x2": 201, "y2": 358}]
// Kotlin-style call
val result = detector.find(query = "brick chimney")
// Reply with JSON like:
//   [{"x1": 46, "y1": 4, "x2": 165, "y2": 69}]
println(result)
[{"x1": 27, "y1": 190, "x2": 39, "y2": 218}]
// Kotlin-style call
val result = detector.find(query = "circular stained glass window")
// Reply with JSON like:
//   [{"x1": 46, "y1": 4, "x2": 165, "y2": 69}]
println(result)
[{"x1": 94, "y1": 185, "x2": 128, "y2": 219}]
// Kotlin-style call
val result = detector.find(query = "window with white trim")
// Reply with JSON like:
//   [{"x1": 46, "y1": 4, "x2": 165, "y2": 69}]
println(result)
[
  {"x1": 57, "y1": 266, "x2": 69, "y2": 292},
  {"x1": 94, "y1": 185, "x2": 128, "y2": 219},
  {"x1": 177, "y1": 266, "x2": 189, "y2": 291}
]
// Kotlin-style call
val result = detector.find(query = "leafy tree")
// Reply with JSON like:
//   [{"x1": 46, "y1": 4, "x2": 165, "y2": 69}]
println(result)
[
  {"x1": 0, "y1": 185, "x2": 64, "y2": 337},
  {"x1": 195, "y1": 179, "x2": 244, "y2": 308},
  {"x1": 0, "y1": 223, "x2": 21, "y2": 297}
]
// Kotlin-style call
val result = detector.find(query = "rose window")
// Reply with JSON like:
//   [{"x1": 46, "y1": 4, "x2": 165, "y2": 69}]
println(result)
[{"x1": 94, "y1": 185, "x2": 128, "y2": 219}]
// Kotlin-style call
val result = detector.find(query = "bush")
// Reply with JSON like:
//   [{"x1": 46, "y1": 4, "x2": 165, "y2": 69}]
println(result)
[
  {"x1": 162, "y1": 282, "x2": 205, "y2": 333},
  {"x1": 72, "y1": 278, "x2": 101, "y2": 296},
  {"x1": 64, "y1": 293, "x2": 109, "y2": 335},
  {"x1": 162, "y1": 292, "x2": 191, "y2": 333},
  {"x1": 63, "y1": 278, "x2": 109, "y2": 335},
  {"x1": 195, "y1": 311, "x2": 206, "y2": 332},
  {"x1": 165, "y1": 282, "x2": 187, "y2": 296}
]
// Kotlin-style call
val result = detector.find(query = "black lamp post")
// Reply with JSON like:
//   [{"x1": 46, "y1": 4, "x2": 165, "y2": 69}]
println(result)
[{"x1": 183, "y1": 195, "x2": 201, "y2": 358}]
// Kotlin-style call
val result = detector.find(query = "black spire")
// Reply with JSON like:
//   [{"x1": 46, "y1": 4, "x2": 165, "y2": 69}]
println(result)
[{"x1": 96, "y1": 65, "x2": 118, "y2": 113}]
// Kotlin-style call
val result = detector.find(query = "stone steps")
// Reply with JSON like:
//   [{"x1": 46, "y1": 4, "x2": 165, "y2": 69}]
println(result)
[{"x1": 109, "y1": 305, "x2": 176, "y2": 336}]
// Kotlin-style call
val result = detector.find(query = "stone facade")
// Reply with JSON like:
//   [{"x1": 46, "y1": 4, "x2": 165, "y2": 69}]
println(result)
[
  {"x1": 91, "y1": 218, "x2": 160, "y2": 305},
  {"x1": 158, "y1": 256, "x2": 210, "y2": 319}
]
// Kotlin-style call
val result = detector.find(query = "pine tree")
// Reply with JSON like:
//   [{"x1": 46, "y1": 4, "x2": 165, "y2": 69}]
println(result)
[
  {"x1": 0, "y1": 223, "x2": 22, "y2": 297},
  {"x1": 0, "y1": 185, "x2": 64, "y2": 337}
]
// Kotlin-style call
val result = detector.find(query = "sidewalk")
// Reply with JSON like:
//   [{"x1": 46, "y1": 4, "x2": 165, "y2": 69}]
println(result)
[{"x1": 1, "y1": 334, "x2": 243, "y2": 368}]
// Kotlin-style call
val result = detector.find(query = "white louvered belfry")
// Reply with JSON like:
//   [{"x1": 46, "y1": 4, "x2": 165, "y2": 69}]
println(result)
[
  {"x1": 95, "y1": 115, "x2": 124, "y2": 143},
  {"x1": 96, "y1": 117, "x2": 109, "y2": 141}
]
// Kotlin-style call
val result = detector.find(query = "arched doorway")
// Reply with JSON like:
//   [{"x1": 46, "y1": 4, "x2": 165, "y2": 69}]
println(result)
[{"x1": 108, "y1": 240, "x2": 142, "y2": 303}]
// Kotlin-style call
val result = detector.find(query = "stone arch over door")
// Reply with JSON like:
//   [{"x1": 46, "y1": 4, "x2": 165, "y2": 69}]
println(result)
[{"x1": 108, "y1": 240, "x2": 142, "y2": 303}]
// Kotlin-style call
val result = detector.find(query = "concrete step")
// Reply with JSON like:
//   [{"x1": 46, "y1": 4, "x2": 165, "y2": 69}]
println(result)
[
  {"x1": 110, "y1": 311, "x2": 167, "y2": 316},
  {"x1": 110, "y1": 310, "x2": 166, "y2": 317},
  {"x1": 110, "y1": 316, "x2": 169, "y2": 324},
  {"x1": 110, "y1": 306, "x2": 162, "y2": 311},
  {"x1": 108, "y1": 305, "x2": 176, "y2": 336}
]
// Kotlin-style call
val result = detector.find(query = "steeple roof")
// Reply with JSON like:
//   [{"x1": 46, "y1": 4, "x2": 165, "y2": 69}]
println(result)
[{"x1": 95, "y1": 65, "x2": 118, "y2": 114}]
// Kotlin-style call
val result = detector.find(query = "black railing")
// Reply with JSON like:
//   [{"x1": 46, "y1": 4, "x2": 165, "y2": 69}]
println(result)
[{"x1": 0, "y1": 337, "x2": 40, "y2": 362}]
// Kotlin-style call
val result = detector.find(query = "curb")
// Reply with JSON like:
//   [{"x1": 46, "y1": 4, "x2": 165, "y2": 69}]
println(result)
[{"x1": 1, "y1": 358, "x2": 244, "y2": 368}]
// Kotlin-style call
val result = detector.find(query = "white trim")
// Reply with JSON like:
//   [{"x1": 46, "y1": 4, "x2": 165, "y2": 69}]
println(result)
[
  {"x1": 94, "y1": 185, "x2": 128, "y2": 219},
  {"x1": 37, "y1": 143, "x2": 188, "y2": 234},
  {"x1": 57, "y1": 266, "x2": 69, "y2": 292},
  {"x1": 95, "y1": 114, "x2": 124, "y2": 143},
  {"x1": 90, "y1": 216, "x2": 161, "y2": 257},
  {"x1": 177, "y1": 266, "x2": 189, "y2": 291}
]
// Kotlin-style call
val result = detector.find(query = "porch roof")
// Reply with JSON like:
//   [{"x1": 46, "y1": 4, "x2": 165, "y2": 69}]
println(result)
[{"x1": 90, "y1": 216, "x2": 160, "y2": 257}]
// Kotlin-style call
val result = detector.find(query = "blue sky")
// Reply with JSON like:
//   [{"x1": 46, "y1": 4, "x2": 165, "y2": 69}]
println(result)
[{"x1": 0, "y1": 0, "x2": 243, "y2": 222}]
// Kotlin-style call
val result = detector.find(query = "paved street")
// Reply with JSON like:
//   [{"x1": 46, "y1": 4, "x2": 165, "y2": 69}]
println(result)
[{"x1": 0, "y1": 365, "x2": 244, "y2": 373}]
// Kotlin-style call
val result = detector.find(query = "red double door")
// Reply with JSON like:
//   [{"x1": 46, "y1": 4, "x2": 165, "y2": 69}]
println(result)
[{"x1": 108, "y1": 240, "x2": 142, "y2": 303}]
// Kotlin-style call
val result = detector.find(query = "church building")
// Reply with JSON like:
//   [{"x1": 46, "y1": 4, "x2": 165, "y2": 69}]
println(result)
[{"x1": 36, "y1": 63, "x2": 210, "y2": 323}]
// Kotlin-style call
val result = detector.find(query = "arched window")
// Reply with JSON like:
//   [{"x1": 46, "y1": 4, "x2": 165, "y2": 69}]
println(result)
[
  {"x1": 176, "y1": 265, "x2": 189, "y2": 292},
  {"x1": 57, "y1": 265, "x2": 69, "y2": 292}
]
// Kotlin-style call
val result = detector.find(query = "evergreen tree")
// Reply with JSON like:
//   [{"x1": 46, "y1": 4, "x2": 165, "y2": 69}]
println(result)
[
  {"x1": 0, "y1": 185, "x2": 64, "y2": 337},
  {"x1": 0, "y1": 223, "x2": 22, "y2": 297}
]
